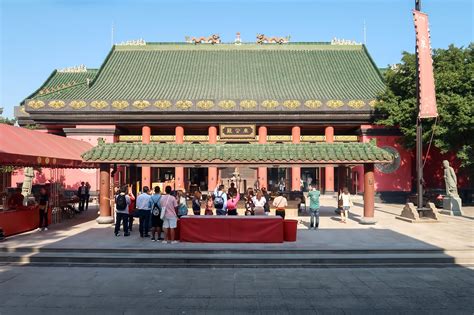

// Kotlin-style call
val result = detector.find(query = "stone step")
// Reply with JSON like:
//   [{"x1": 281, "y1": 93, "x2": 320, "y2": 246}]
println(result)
[
  {"x1": 0, "y1": 249, "x2": 472, "y2": 268},
  {"x1": 0, "y1": 246, "x2": 469, "y2": 255}
]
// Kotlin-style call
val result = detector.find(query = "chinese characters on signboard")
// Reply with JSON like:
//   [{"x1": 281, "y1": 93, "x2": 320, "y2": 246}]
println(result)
[{"x1": 219, "y1": 124, "x2": 256, "y2": 140}]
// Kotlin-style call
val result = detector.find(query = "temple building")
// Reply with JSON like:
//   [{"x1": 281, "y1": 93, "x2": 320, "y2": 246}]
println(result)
[{"x1": 14, "y1": 36, "x2": 415, "y2": 201}]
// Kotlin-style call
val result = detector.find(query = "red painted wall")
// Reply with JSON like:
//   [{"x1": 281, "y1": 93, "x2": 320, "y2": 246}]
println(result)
[{"x1": 356, "y1": 125, "x2": 412, "y2": 193}]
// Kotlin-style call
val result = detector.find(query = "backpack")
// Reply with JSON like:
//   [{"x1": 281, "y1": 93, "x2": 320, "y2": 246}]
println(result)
[
  {"x1": 116, "y1": 194, "x2": 127, "y2": 211},
  {"x1": 152, "y1": 196, "x2": 161, "y2": 216},
  {"x1": 213, "y1": 192, "x2": 224, "y2": 209}
]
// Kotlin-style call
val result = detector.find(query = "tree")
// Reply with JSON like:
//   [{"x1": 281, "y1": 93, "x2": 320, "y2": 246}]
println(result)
[{"x1": 376, "y1": 44, "x2": 474, "y2": 173}]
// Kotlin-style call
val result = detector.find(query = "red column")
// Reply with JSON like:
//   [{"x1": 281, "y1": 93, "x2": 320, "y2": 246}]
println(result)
[
  {"x1": 291, "y1": 126, "x2": 301, "y2": 191},
  {"x1": 208, "y1": 126, "x2": 218, "y2": 190},
  {"x1": 325, "y1": 126, "x2": 335, "y2": 193},
  {"x1": 97, "y1": 164, "x2": 113, "y2": 224},
  {"x1": 175, "y1": 126, "x2": 185, "y2": 191},
  {"x1": 141, "y1": 126, "x2": 151, "y2": 189},
  {"x1": 257, "y1": 126, "x2": 267, "y2": 189},
  {"x1": 361, "y1": 163, "x2": 376, "y2": 224}
]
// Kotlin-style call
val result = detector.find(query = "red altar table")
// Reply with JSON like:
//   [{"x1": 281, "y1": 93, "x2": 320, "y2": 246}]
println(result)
[
  {"x1": 0, "y1": 206, "x2": 50, "y2": 237},
  {"x1": 179, "y1": 216, "x2": 284, "y2": 243}
]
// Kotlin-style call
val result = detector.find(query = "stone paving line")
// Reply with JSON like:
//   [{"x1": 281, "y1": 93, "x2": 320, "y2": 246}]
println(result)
[
  {"x1": 0, "y1": 266, "x2": 473, "y2": 314},
  {"x1": 1, "y1": 202, "x2": 473, "y2": 252}
]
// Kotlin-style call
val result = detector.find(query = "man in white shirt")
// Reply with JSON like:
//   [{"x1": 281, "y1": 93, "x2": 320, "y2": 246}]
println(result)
[
  {"x1": 272, "y1": 192, "x2": 288, "y2": 219},
  {"x1": 136, "y1": 186, "x2": 152, "y2": 237}
]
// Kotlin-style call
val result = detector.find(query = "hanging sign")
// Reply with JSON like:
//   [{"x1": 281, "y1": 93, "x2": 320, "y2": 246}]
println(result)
[{"x1": 219, "y1": 124, "x2": 256, "y2": 140}]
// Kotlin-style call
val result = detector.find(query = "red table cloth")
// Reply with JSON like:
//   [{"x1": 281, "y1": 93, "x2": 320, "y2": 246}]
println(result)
[{"x1": 179, "y1": 216, "x2": 284, "y2": 243}]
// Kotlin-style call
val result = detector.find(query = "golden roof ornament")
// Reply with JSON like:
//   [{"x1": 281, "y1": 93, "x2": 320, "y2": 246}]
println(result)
[
  {"x1": 256, "y1": 34, "x2": 290, "y2": 44},
  {"x1": 185, "y1": 34, "x2": 221, "y2": 44}
]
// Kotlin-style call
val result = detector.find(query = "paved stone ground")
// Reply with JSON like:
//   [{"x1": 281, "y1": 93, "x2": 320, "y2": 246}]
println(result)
[
  {"x1": 0, "y1": 266, "x2": 473, "y2": 314},
  {"x1": 2, "y1": 202, "x2": 473, "y2": 252}
]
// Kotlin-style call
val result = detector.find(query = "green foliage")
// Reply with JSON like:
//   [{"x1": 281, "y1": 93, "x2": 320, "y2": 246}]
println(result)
[
  {"x1": 376, "y1": 44, "x2": 474, "y2": 170},
  {"x1": 0, "y1": 117, "x2": 17, "y2": 125}
]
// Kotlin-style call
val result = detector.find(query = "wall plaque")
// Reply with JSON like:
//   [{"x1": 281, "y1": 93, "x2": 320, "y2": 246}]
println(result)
[{"x1": 219, "y1": 124, "x2": 256, "y2": 141}]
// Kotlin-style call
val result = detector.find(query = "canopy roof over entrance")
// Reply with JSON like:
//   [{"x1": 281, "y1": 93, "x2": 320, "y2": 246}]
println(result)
[
  {"x1": 0, "y1": 123, "x2": 95, "y2": 168},
  {"x1": 81, "y1": 142, "x2": 393, "y2": 166}
]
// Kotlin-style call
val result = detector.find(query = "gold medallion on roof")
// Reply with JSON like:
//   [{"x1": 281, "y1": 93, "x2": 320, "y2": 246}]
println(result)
[
  {"x1": 347, "y1": 100, "x2": 366, "y2": 109},
  {"x1": 176, "y1": 100, "x2": 193, "y2": 110},
  {"x1": 48, "y1": 100, "x2": 65, "y2": 109},
  {"x1": 27, "y1": 100, "x2": 45, "y2": 109},
  {"x1": 326, "y1": 100, "x2": 344, "y2": 108},
  {"x1": 69, "y1": 100, "x2": 87, "y2": 109},
  {"x1": 304, "y1": 100, "x2": 322, "y2": 109},
  {"x1": 218, "y1": 100, "x2": 236, "y2": 110},
  {"x1": 197, "y1": 100, "x2": 215, "y2": 110},
  {"x1": 112, "y1": 100, "x2": 129, "y2": 110},
  {"x1": 283, "y1": 100, "x2": 301, "y2": 109},
  {"x1": 90, "y1": 100, "x2": 109, "y2": 109},
  {"x1": 132, "y1": 100, "x2": 150, "y2": 110},
  {"x1": 261, "y1": 100, "x2": 279, "y2": 109},
  {"x1": 154, "y1": 100, "x2": 172, "y2": 109},
  {"x1": 239, "y1": 100, "x2": 257, "y2": 109}
]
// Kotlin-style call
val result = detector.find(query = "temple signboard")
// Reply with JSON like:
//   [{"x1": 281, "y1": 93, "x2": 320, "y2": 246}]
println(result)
[{"x1": 219, "y1": 124, "x2": 256, "y2": 141}]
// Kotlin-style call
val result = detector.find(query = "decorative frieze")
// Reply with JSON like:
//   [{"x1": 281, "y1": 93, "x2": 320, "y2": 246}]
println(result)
[{"x1": 24, "y1": 98, "x2": 376, "y2": 111}]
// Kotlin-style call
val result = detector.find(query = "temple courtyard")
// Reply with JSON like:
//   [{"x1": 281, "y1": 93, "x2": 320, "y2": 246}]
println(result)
[{"x1": 0, "y1": 200, "x2": 473, "y2": 313}]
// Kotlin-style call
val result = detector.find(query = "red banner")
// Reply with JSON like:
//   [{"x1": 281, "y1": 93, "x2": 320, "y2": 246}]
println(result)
[{"x1": 413, "y1": 10, "x2": 438, "y2": 119}]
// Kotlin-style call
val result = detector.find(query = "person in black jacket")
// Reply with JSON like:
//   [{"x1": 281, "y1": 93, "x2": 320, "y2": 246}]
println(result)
[
  {"x1": 77, "y1": 182, "x2": 88, "y2": 212},
  {"x1": 192, "y1": 191, "x2": 202, "y2": 215}
]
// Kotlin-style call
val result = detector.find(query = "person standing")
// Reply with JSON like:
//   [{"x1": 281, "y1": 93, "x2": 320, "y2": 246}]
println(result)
[
  {"x1": 192, "y1": 191, "x2": 202, "y2": 215},
  {"x1": 228, "y1": 182, "x2": 237, "y2": 198},
  {"x1": 77, "y1": 182, "x2": 88, "y2": 212},
  {"x1": 85, "y1": 182, "x2": 91, "y2": 211},
  {"x1": 136, "y1": 186, "x2": 152, "y2": 238},
  {"x1": 278, "y1": 177, "x2": 285, "y2": 193},
  {"x1": 254, "y1": 177, "x2": 260, "y2": 191},
  {"x1": 204, "y1": 195, "x2": 214, "y2": 215},
  {"x1": 338, "y1": 187, "x2": 352, "y2": 223},
  {"x1": 226, "y1": 191, "x2": 240, "y2": 215},
  {"x1": 262, "y1": 187, "x2": 271, "y2": 215},
  {"x1": 177, "y1": 190, "x2": 188, "y2": 218},
  {"x1": 252, "y1": 190, "x2": 266, "y2": 215},
  {"x1": 272, "y1": 191, "x2": 288, "y2": 219},
  {"x1": 149, "y1": 186, "x2": 163, "y2": 241},
  {"x1": 127, "y1": 186, "x2": 136, "y2": 232},
  {"x1": 114, "y1": 186, "x2": 131, "y2": 237},
  {"x1": 244, "y1": 188, "x2": 255, "y2": 216},
  {"x1": 37, "y1": 187, "x2": 49, "y2": 231},
  {"x1": 308, "y1": 184, "x2": 321, "y2": 230},
  {"x1": 213, "y1": 185, "x2": 227, "y2": 216},
  {"x1": 160, "y1": 185, "x2": 179, "y2": 244}
]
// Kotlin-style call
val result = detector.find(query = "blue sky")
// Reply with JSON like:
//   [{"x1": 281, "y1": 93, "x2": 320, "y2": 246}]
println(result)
[{"x1": 0, "y1": 0, "x2": 472, "y2": 118}]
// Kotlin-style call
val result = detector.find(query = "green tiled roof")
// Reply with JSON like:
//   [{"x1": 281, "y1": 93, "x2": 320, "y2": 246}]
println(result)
[
  {"x1": 26, "y1": 43, "x2": 384, "y2": 104},
  {"x1": 25, "y1": 69, "x2": 98, "y2": 101},
  {"x1": 81, "y1": 142, "x2": 393, "y2": 164}
]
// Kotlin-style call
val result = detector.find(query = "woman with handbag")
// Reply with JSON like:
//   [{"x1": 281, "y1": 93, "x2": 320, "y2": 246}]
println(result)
[{"x1": 37, "y1": 187, "x2": 49, "y2": 231}]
